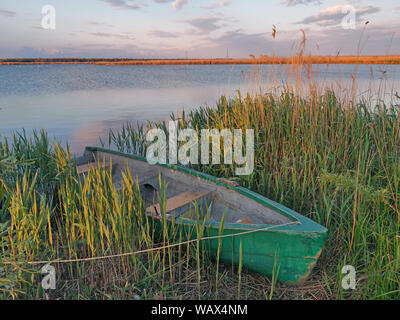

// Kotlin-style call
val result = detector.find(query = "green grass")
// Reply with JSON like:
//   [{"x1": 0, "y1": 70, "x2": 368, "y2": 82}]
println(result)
[
  {"x1": 107, "y1": 86, "x2": 400, "y2": 300},
  {"x1": 1, "y1": 71, "x2": 400, "y2": 299},
  {"x1": 0, "y1": 131, "x2": 269, "y2": 300}
]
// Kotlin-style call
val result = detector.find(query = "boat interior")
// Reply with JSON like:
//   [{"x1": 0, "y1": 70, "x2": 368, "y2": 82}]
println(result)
[{"x1": 76, "y1": 150, "x2": 293, "y2": 226}]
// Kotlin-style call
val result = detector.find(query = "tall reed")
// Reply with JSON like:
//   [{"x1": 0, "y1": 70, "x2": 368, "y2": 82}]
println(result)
[
  {"x1": 108, "y1": 80, "x2": 400, "y2": 299},
  {"x1": 0, "y1": 132, "x2": 227, "y2": 300}
]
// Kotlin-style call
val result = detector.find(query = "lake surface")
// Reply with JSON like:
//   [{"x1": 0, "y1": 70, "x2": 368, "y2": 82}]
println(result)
[{"x1": 0, "y1": 64, "x2": 399, "y2": 154}]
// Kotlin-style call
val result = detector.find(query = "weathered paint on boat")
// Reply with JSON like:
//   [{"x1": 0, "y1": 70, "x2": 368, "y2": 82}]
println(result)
[{"x1": 82, "y1": 146, "x2": 328, "y2": 285}]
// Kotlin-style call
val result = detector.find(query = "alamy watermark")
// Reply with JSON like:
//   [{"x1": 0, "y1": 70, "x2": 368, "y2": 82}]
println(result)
[
  {"x1": 341, "y1": 5, "x2": 356, "y2": 30},
  {"x1": 41, "y1": 264, "x2": 56, "y2": 290},
  {"x1": 41, "y1": 5, "x2": 56, "y2": 30},
  {"x1": 341, "y1": 265, "x2": 356, "y2": 290},
  {"x1": 146, "y1": 121, "x2": 254, "y2": 176}
]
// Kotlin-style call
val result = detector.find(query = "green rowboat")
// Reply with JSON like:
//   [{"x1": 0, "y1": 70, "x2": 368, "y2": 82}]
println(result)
[{"x1": 77, "y1": 146, "x2": 328, "y2": 285}]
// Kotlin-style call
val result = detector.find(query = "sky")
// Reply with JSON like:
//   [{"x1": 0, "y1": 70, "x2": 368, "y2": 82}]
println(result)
[{"x1": 0, "y1": 0, "x2": 399, "y2": 58}]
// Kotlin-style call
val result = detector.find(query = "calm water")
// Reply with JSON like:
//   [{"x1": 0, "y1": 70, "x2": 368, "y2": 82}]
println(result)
[{"x1": 0, "y1": 64, "x2": 399, "y2": 154}]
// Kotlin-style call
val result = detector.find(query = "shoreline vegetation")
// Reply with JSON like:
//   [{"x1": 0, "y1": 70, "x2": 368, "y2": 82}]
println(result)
[
  {"x1": 1, "y1": 55, "x2": 400, "y2": 65},
  {"x1": 1, "y1": 47, "x2": 400, "y2": 299},
  {"x1": 2, "y1": 81, "x2": 400, "y2": 299}
]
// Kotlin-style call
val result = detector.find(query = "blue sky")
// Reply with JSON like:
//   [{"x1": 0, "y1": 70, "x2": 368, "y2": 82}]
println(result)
[{"x1": 0, "y1": 0, "x2": 399, "y2": 58}]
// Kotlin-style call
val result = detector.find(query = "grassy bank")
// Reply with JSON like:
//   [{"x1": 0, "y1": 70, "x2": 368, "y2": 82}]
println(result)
[
  {"x1": 108, "y1": 85, "x2": 400, "y2": 299},
  {"x1": 1, "y1": 55, "x2": 400, "y2": 66},
  {"x1": 1, "y1": 80, "x2": 400, "y2": 299}
]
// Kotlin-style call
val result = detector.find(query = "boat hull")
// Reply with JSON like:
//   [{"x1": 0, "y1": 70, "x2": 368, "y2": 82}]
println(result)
[
  {"x1": 152, "y1": 218, "x2": 326, "y2": 285},
  {"x1": 82, "y1": 147, "x2": 328, "y2": 285}
]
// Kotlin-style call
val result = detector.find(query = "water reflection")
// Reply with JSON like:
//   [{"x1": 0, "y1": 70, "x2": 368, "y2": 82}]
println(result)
[{"x1": 0, "y1": 64, "x2": 399, "y2": 154}]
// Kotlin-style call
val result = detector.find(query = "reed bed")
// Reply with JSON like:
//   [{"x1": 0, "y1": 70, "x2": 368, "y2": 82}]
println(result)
[
  {"x1": 107, "y1": 73, "x2": 400, "y2": 299},
  {"x1": 1, "y1": 59, "x2": 400, "y2": 300},
  {"x1": 0, "y1": 131, "x2": 268, "y2": 300},
  {"x1": 1, "y1": 55, "x2": 400, "y2": 66}
]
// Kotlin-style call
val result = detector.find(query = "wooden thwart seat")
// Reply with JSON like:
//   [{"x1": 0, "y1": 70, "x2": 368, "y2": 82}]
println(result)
[
  {"x1": 146, "y1": 191, "x2": 206, "y2": 216},
  {"x1": 77, "y1": 161, "x2": 111, "y2": 174},
  {"x1": 235, "y1": 217, "x2": 255, "y2": 224}
]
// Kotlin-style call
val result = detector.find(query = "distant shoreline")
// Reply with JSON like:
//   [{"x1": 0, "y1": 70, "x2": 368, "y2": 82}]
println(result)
[{"x1": 1, "y1": 55, "x2": 400, "y2": 65}]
